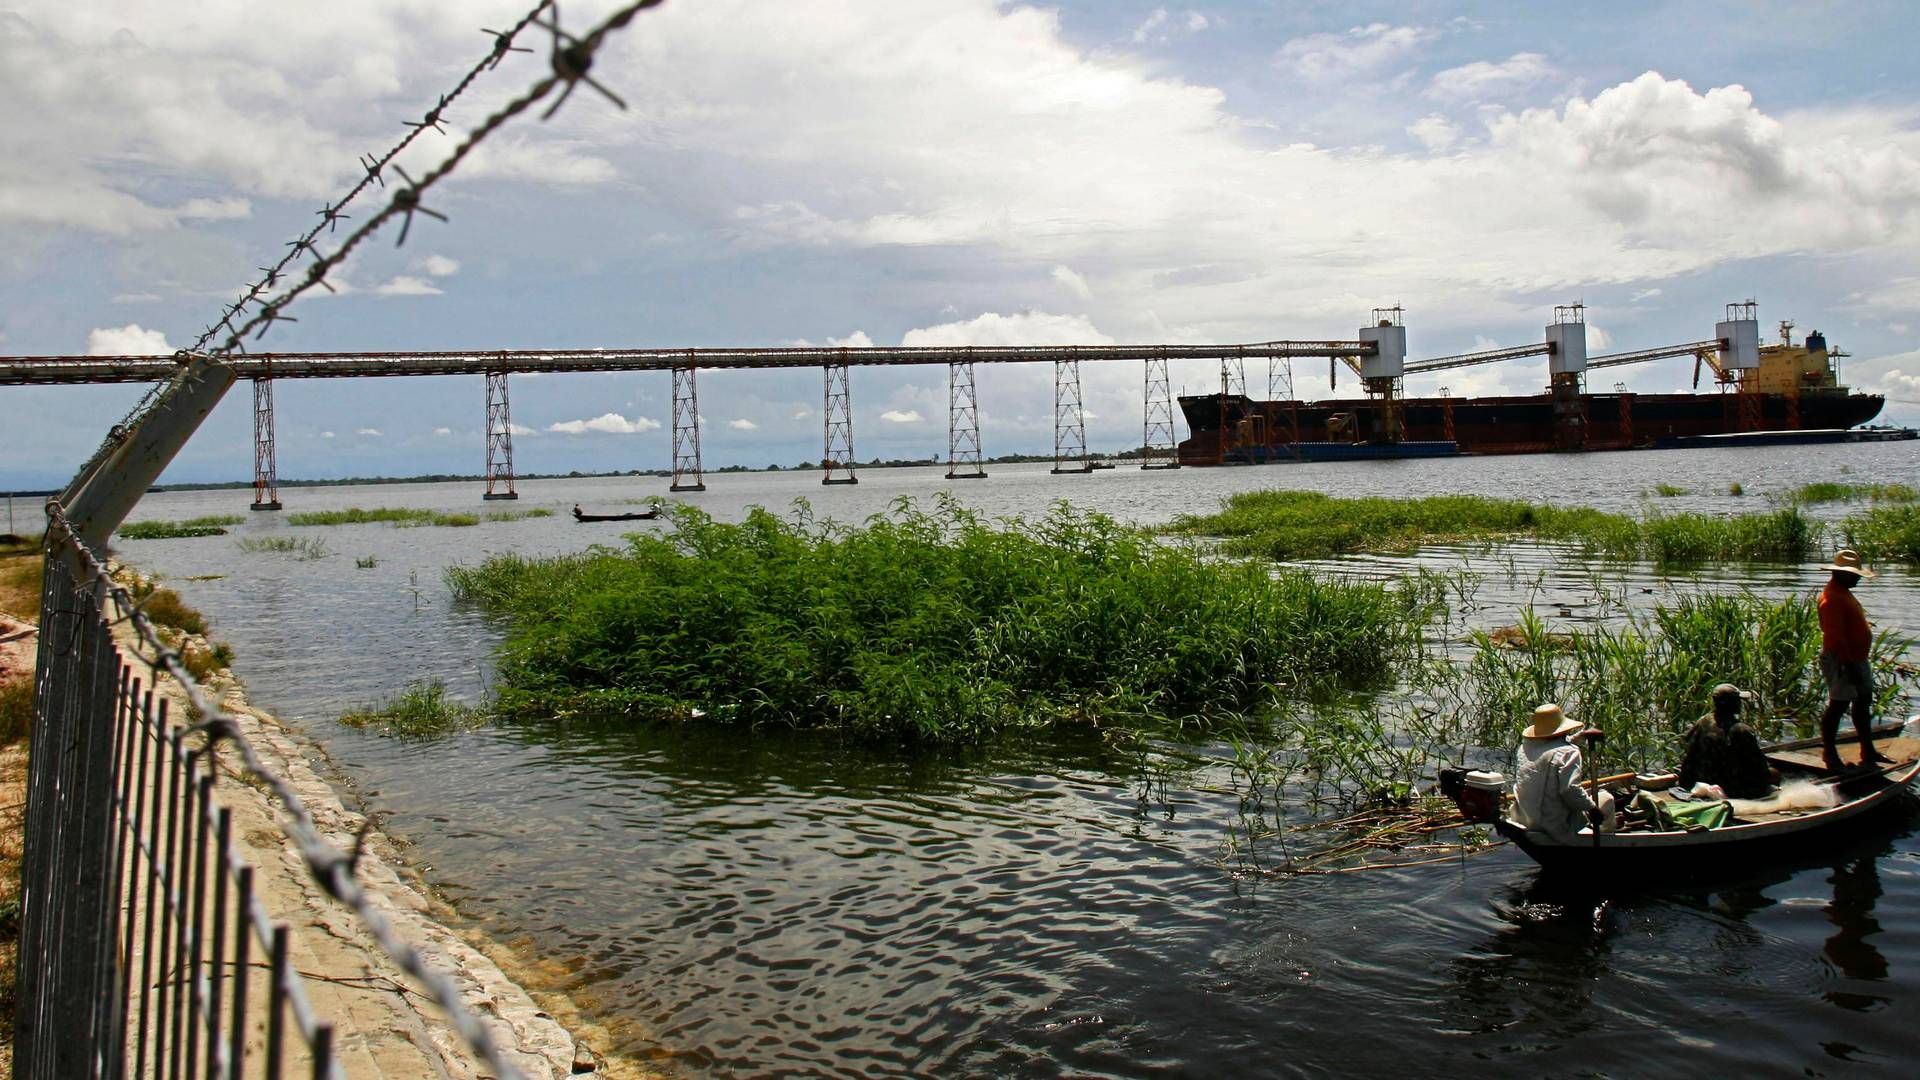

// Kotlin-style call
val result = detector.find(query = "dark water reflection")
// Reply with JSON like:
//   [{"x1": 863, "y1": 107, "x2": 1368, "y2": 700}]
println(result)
[{"x1": 108, "y1": 445, "x2": 1920, "y2": 1075}]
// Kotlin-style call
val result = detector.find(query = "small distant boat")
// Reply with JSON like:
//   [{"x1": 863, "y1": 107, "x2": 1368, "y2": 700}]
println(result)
[
  {"x1": 572, "y1": 506, "x2": 661, "y2": 523},
  {"x1": 1446, "y1": 723, "x2": 1920, "y2": 878}
]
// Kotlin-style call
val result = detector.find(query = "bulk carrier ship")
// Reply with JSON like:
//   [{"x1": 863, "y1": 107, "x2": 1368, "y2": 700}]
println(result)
[{"x1": 1176, "y1": 321, "x2": 1888, "y2": 464}]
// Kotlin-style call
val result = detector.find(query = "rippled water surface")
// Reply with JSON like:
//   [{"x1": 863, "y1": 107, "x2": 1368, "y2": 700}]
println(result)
[{"x1": 115, "y1": 443, "x2": 1920, "y2": 1075}]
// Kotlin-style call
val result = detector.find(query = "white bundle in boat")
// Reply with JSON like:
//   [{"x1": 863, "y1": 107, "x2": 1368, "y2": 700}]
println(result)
[{"x1": 1727, "y1": 777, "x2": 1841, "y2": 818}]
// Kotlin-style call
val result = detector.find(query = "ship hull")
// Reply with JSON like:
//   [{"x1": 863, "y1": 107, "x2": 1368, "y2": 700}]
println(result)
[{"x1": 1176, "y1": 390, "x2": 1886, "y2": 465}]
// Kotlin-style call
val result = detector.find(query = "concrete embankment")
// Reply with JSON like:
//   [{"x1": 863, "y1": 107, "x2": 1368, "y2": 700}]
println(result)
[{"x1": 136, "y1": 622, "x2": 606, "y2": 1077}]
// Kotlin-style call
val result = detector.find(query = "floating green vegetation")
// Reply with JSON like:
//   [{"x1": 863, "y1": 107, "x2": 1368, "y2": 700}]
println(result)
[
  {"x1": 1167, "y1": 490, "x2": 1823, "y2": 565},
  {"x1": 1791, "y1": 481, "x2": 1919, "y2": 504},
  {"x1": 119, "y1": 515, "x2": 245, "y2": 540},
  {"x1": 355, "y1": 555, "x2": 378, "y2": 569},
  {"x1": 447, "y1": 499, "x2": 1442, "y2": 742},
  {"x1": 340, "y1": 681, "x2": 485, "y2": 737},
  {"x1": 235, "y1": 536, "x2": 330, "y2": 560},
  {"x1": 1651, "y1": 483, "x2": 1688, "y2": 497},
  {"x1": 287, "y1": 507, "x2": 480, "y2": 528},
  {"x1": 1728, "y1": 482, "x2": 1745, "y2": 497},
  {"x1": 1844, "y1": 504, "x2": 1920, "y2": 564},
  {"x1": 484, "y1": 508, "x2": 555, "y2": 522}
]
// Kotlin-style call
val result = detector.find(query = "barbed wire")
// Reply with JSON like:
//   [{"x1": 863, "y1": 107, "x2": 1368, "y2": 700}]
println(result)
[
  {"x1": 187, "y1": 1, "x2": 555, "y2": 356},
  {"x1": 202, "y1": 0, "x2": 663, "y2": 358},
  {"x1": 45, "y1": 506, "x2": 530, "y2": 1078}
]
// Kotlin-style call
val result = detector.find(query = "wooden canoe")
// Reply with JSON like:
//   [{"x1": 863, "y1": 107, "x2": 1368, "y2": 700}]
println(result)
[
  {"x1": 572, "y1": 507, "x2": 661, "y2": 522},
  {"x1": 1491, "y1": 724, "x2": 1920, "y2": 878}
]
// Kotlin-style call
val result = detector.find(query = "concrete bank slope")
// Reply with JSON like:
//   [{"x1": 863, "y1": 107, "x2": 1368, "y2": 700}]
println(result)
[{"x1": 140, "y1": 631, "x2": 599, "y2": 1078}]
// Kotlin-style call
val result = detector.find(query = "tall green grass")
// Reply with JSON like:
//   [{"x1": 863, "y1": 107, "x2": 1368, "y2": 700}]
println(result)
[
  {"x1": 1844, "y1": 504, "x2": 1920, "y2": 564},
  {"x1": 448, "y1": 499, "x2": 1439, "y2": 742},
  {"x1": 340, "y1": 682, "x2": 484, "y2": 736},
  {"x1": 236, "y1": 536, "x2": 330, "y2": 560},
  {"x1": 1792, "y1": 481, "x2": 1918, "y2": 504},
  {"x1": 1167, "y1": 490, "x2": 1822, "y2": 565}
]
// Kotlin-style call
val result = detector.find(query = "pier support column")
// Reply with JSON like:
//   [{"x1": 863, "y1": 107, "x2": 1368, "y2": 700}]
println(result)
[
  {"x1": 822, "y1": 356, "x2": 857, "y2": 485},
  {"x1": 483, "y1": 371, "x2": 518, "y2": 500},
  {"x1": 670, "y1": 364, "x2": 706, "y2": 492},
  {"x1": 1141, "y1": 354, "x2": 1179, "y2": 469},
  {"x1": 250, "y1": 377, "x2": 282, "y2": 510},
  {"x1": 1051, "y1": 358, "x2": 1091, "y2": 474},
  {"x1": 945, "y1": 360, "x2": 985, "y2": 479}
]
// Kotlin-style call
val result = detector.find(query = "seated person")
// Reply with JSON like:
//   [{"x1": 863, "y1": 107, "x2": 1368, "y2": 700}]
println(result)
[
  {"x1": 1511, "y1": 703, "x2": 1615, "y2": 842},
  {"x1": 1676, "y1": 683, "x2": 1775, "y2": 799}
]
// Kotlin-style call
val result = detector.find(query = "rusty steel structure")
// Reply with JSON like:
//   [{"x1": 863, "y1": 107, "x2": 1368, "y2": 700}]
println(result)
[
  {"x1": 249, "y1": 378, "x2": 281, "y2": 510},
  {"x1": 483, "y1": 370, "x2": 518, "y2": 500},
  {"x1": 1051, "y1": 358, "x2": 1091, "y2": 474},
  {"x1": 1140, "y1": 355, "x2": 1179, "y2": 470},
  {"x1": 946, "y1": 360, "x2": 985, "y2": 479},
  {"x1": 669, "y1": 364, "x2": 705, "y2": 492},
  {"x1": 822, "y1": 357, "x2": 857, "y2": 485}
]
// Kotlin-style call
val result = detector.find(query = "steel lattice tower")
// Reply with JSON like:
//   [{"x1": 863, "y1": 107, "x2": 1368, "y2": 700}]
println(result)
[
  {"x1": 1140, "y1": 355, "x2": 1179, "y2": 469},
  {"x1": 250, "y1": 377, "x2": 281, "y2": 510},
  {"x1": 822, "y1": 358, "x2": 858, "y2": 485},
  {"x1": 483, "y1": 371, "x2": 518, "y2": 500},
  {"x1": 1051, "y1": 358, "x2": 1091, "y2": 474},
  {"x1": 670, "y1": 364, "x2": 706, "y2": 491},
  {"x1": 1268, "y1": 357, "x2": 1300, "y2": 457},
  {"x1": 946, "y1": 360, "x2": 986, "y2": 479}
]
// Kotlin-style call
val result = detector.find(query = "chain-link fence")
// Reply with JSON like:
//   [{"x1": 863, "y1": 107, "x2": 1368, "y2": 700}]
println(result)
[{"x1": 15, "y1": 2, "x2": 667, "y2": 1075}]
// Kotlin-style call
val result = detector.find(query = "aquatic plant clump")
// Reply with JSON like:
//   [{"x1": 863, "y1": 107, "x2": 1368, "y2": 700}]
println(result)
[
  {"x1": 1168, "y1": 490, "x2": 1825, "y2": 565},
  {"x1": 340, "y1": 681, "x2": 485, "y2": 737},
  {"x1": 1843, "y1": 504, "x2": 1920, "y2": 564},
  {"x1": 119, "y1": 515, "x2": 245, "y2": 540},
  {"x1": 1791, "y1": 481, "x2": 1918, "y2": 505},
  {"x1": 448, "y1": 500, "x2": 1437, "y2": 741},
  {"x1": 287, "y1": 507, "x2": 480, "y2": 528}
]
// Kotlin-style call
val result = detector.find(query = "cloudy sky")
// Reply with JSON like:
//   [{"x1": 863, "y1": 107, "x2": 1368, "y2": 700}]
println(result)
[{"x1": 3, "y1": 0, "x2": 1919, "y2": 488}]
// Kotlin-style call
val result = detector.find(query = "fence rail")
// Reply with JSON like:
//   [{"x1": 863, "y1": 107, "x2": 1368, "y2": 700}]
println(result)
[{"x1": 13, "y1": 3, "x2": 667, "y2": 1072}]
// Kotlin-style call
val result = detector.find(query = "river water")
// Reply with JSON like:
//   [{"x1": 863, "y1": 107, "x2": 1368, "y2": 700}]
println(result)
[{"x1": 117, "y1": 442, "x2": 1920, "y2": 1076}]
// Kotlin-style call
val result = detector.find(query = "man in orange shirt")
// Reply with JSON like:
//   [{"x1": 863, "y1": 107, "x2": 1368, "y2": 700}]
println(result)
[{"x1": 1817, "y1": 549, "x2": 1891, "y2": 770}]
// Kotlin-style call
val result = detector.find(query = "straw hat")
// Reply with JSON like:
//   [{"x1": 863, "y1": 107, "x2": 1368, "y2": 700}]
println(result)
[
  {"x1": 1711, "y1": 683, "x2": 1754, "y2": 700},
  {"x1": 1821, "y1": 549, "x2": 1875, "y2": 578},
  {"x1": 1523, "y1": 703, "x2": 1582, "y2": 740}
]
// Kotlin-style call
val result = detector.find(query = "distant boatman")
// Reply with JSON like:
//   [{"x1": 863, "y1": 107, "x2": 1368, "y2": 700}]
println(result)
[
  {"x1": 1511, "y1": 703, "x2": 1613, "y2": 842},
  {"x1": 1817, "y1": 549, "x2": 1892, "y2": 770}
]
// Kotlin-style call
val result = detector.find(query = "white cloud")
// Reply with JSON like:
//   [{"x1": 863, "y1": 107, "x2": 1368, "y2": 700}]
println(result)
[
  {"x1": 1407, "y1": 115, "x2": 1459, "y2": 152},
  {"x1": 727, "y1": 418, "x2": 759, "y2": 430},
  {"x1": 418, "y1": 254, "x2": 461, "y2": 277},
  {"x1": 880, "y1": 409, "x2": 925, "y2": 423},
  {"x1": 829, "y1": 331, "x2": 875, "y2": 347},
  {"x1": 1844, "y1": 277, "x2": 1920, "y2": 316},
  {"x1": 1130, "y1": 9, "x2": 1169, "y2": 44},
  {"x1": 86, "y1": 323, "x2": 171, "y2": 355},
  {"x1": 1427, "y1": 53, "x2": 1555, "y2": 102},
  {"x1": 356, "y1": 427, "x2": 382, "y2": 437},
  {"x1": 509, "y1": 423, "x2": 537, "y2": 437},
  {"x1": 902, "y1": 311, "x2": 1115, "y2": 347},
  {"x1": 1275, "y1": 24, "x2": 1435, "y2": 83},
  {"x1": 321, "y1": 430, "x2": 336, "y2": 439},
  {"x1": 1130, "y1": 9, "x2": 1208, "y2": 44},
  {"x1": 1585, "y1": 323, "x2": 1614, "y2": 351},
  {"x1": 371, "y1": 275, "x2": 442, "y2": 296},
  {"x1": 175, "y1": 196, "x2": 252, "y2": 221},
  {"x1": 546, "y1": 412, "x2": 663, "y2": 435},
  {"x1": 433, "y1": 426, "x2": 452, "y2": 436},
  {"x1": 1629, "y1": 287, "x2": 1664, "y2": 303},
  {"x1": 1051, "y1": 264, "x2": 1093, "y2": 301},
  {"x1": 791, "y1": 406, "x2": 813, "y2": 420},
  {"x1": 112, "y1": 293, "x2": 161, "y2": 304}
]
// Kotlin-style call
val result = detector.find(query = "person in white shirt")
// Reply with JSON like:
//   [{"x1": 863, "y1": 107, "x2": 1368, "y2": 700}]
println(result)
[{"x1": 1510, "y1": 703, "x2": 1614, "y2": 843}]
